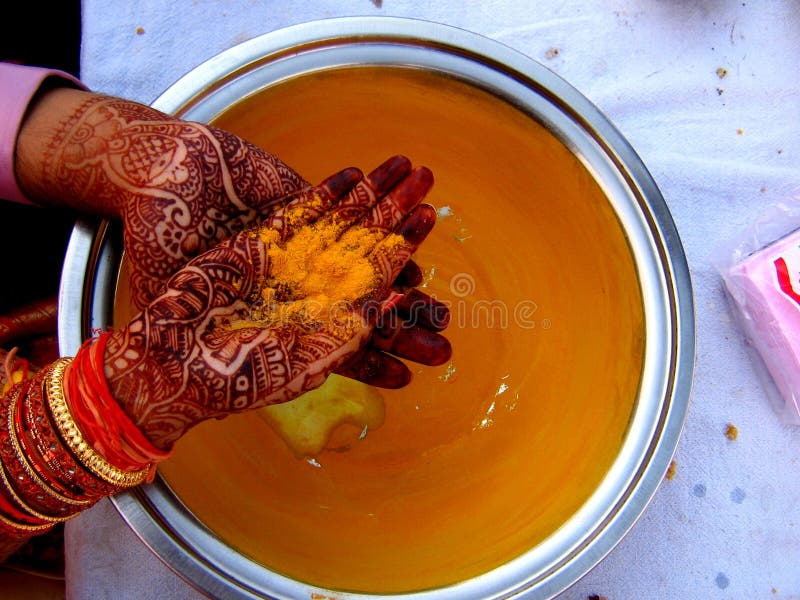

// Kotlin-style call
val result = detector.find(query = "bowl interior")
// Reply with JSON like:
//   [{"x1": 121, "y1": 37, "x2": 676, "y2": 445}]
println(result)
[{"x1": 113, "y1": 65, "x2": 645, "y2": 594}]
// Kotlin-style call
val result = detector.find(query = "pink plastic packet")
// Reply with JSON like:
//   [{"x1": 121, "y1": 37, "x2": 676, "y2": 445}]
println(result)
[{"x1": 717, "y1": 203, "x2": 800, "y2": 425}]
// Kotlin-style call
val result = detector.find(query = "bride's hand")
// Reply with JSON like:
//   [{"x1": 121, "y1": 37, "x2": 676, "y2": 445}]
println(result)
[{"x1": 103, "y1": 163, "x2": 444, "y2": 448}]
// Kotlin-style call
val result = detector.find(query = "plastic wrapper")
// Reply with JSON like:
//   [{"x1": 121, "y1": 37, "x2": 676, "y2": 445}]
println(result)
[{"x1": 715, "y1": 201, "x2": 800, "y2": 425}]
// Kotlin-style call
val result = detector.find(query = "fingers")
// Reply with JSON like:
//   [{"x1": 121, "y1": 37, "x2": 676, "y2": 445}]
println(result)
[
  {"x1": 264, "y1": 167, "x2": 363, "y2": 237},
  {"x1": 335, "y1": 347, "x2": 412, "y2": 389},
  {"x1": 315, "y1": 155, "x2": 414, "y2": 229},
  {"x1": 323, "y1": 166, "x2": 365, "y2": 198},
  {"x1": 394, "y1": 259, "x2": 423, "y2": 288},
  {"x1": 338, "y1": 155, "x2": 412, "y2": 216},
  {"x1": 265, "y1": 156, "x2": 415, "y2": 241},
  {"x1": 395, "y1": 288, "x2": 451, "y2": 331},
  {"x1": 369, "y1": 204, "x2": 437, "y2": 291},
  {"x1": 361, "y1": 155, "x2": 413, "y2": 199},
  {"x1": 360, "y1": 166, "x2": 434, "y2": 234},
  {"x1": 371, "y1": 321, "x2": 452, "y2": 366}
]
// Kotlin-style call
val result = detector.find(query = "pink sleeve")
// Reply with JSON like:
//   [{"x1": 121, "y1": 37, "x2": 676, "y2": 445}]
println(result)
[{"x1": 0, "y1": 62, "x2": 87, "y2": 205}]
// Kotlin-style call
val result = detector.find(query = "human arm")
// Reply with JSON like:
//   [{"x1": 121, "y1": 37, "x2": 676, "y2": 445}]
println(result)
[
  {"x1": 0, "y1": 161, "x2": 441, "y2": 559},
  {"x1": 4, "y1": 64, "x2": 450, "y2": 385},
  {"x1": 0, "y1": 63, "x2": 450, "y2": 560}
]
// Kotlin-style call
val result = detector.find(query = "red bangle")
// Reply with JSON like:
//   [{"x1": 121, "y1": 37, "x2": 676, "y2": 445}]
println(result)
[
  {"x1": 0, "y1": 382, "x2": 44, "y2": 523},
  {"x1": 0, "y1": 381, "x2": 76, "y2": 524},
  {"x1": 15, "y1": 377, "x2": 96, "y2": 505},
  {"x1": 0, "y1": 465, "x2": 44, "y2": 525},
  {"x1": 21, "y1": 367, "x2": 118, "y2": 501},
  {"x1": 64, "y1": 333, "x2": 170, "y2": 473}
]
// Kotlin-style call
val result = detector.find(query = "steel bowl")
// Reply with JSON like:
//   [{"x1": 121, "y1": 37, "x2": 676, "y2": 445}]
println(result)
[{"x1": 58, "y1": 16, "x2": 694, "y2": 600}]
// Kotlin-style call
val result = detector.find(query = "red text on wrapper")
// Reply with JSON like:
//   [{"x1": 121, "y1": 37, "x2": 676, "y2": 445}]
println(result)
[{"x1": 774, "y1": 254, "x2": 800, "y2": 308}]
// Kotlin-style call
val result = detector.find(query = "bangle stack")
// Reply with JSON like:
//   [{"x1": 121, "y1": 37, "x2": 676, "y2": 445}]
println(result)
[
  {"x1": 47, "y1": 357, "x2": 151, "y2": 488},
  {"x1": 0, "y1": 334, "x2": 171, "y2": 539}
]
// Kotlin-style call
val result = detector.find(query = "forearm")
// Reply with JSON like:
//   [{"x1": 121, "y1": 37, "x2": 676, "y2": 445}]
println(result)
[
  {"x1": 14, "y1": 83, "x2": 309, "y2": 308},
  {"x1": 0, "y1": 297, "x2": 57, "y2": 348},
  {"x1": 15, "y1": 87, "x2": 306, "y2": 216}
]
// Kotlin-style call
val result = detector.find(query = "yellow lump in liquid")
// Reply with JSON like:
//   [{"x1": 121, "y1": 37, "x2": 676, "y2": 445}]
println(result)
[{"x1": 259, "y1": 374, "x2": 385, "y2": 459}]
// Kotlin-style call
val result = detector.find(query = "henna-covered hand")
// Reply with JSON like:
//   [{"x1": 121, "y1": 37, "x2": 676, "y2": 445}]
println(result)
[
  {"x1": 103, "y1": 164, "x2": 444, "y2": 449},
  {"x1": 16, "y1": 88, "x2": 450, "y2": 389}
]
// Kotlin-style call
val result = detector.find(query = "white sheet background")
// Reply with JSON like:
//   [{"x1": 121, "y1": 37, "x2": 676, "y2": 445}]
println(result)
[{"x1": 71, "y1": 1, "x2": 800, "y2": 598}]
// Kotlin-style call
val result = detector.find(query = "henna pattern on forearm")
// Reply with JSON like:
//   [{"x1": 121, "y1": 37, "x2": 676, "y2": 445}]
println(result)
[{"x1": 41, "y1": 95, "x2": 306, "y2": 308}]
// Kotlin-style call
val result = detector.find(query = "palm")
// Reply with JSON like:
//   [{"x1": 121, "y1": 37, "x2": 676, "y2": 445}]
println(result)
[{"x1": 105, "y1": 163, "x2": 439, "y2": 448}]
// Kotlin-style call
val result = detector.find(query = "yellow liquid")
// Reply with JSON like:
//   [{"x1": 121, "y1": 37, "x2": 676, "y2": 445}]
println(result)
[{"x1": 116, "y1": 67, "x2": 644, "y2": 593}]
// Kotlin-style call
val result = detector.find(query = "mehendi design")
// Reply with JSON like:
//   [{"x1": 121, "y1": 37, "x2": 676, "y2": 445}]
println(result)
[
  {"x1": 44, "y1": 95, "x2": 306, "y2": 309},
  {"x1": 103, "y1": 166, "x2": 438, "y2": 449},
  {"x1": 35, "y1": 95, "x2": 453, "y2": 436},
  {"x1": 42, "y1": 99, "x2": 451, "y2": 374}
]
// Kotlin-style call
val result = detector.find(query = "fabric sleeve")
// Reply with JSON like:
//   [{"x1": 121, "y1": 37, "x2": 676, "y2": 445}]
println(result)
[{"x1": 0, "y1": 62, "x2": 86, "y2": 205}]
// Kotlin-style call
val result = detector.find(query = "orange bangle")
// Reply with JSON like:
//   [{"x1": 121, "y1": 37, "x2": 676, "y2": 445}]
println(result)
[{"x1": 66, "y1": 334, "x2": 170, "y2": 471}]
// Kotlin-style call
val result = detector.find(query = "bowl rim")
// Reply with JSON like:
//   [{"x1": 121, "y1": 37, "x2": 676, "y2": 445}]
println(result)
[{"x1": 58, "y1": 15, "x2": 695, "y2": 600}]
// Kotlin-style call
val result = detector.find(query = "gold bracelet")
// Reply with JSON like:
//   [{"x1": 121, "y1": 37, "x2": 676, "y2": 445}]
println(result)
[
  {"x1": 44, "y1": 358, "x2": 149, "y2": 488},
  {"x1": 0, "y1": 509, "x2": 55, "y2": 534},
  {"x1": 6, "y1": 383, "x2": 90, "y2": 508}
]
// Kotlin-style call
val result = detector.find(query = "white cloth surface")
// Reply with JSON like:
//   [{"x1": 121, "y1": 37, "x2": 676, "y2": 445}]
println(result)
[{"x1": 72, "y1": 1, "x2": 800, "y2": 598}]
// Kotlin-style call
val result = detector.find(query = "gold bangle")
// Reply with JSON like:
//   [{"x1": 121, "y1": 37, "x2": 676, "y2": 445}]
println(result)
[
  {"x1": 6, "y1": 383, "x2": 90, "y2": 508},
  {"x1": 0, "y1": 509, "x2": 55, "y2": 534},
  {"x1": 44, "y1": 358, "x2": 149, "y2": 488}
]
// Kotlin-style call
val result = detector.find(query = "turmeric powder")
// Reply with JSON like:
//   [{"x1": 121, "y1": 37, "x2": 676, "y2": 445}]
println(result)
[{"x1": 245, "y1": 214, "x2": 405, "y2": 338}]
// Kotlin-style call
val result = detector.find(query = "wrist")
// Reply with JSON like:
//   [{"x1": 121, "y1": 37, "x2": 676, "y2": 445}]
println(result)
[
  {"x1": 0, "y1": 63, "x2": 85, "y2": 206},
  {"x1": 71, "y1": 333, "x2": 174, "y2": 459},
  {"x1": 103, "y1": 325, "x2": 189, "y2": 450}
]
